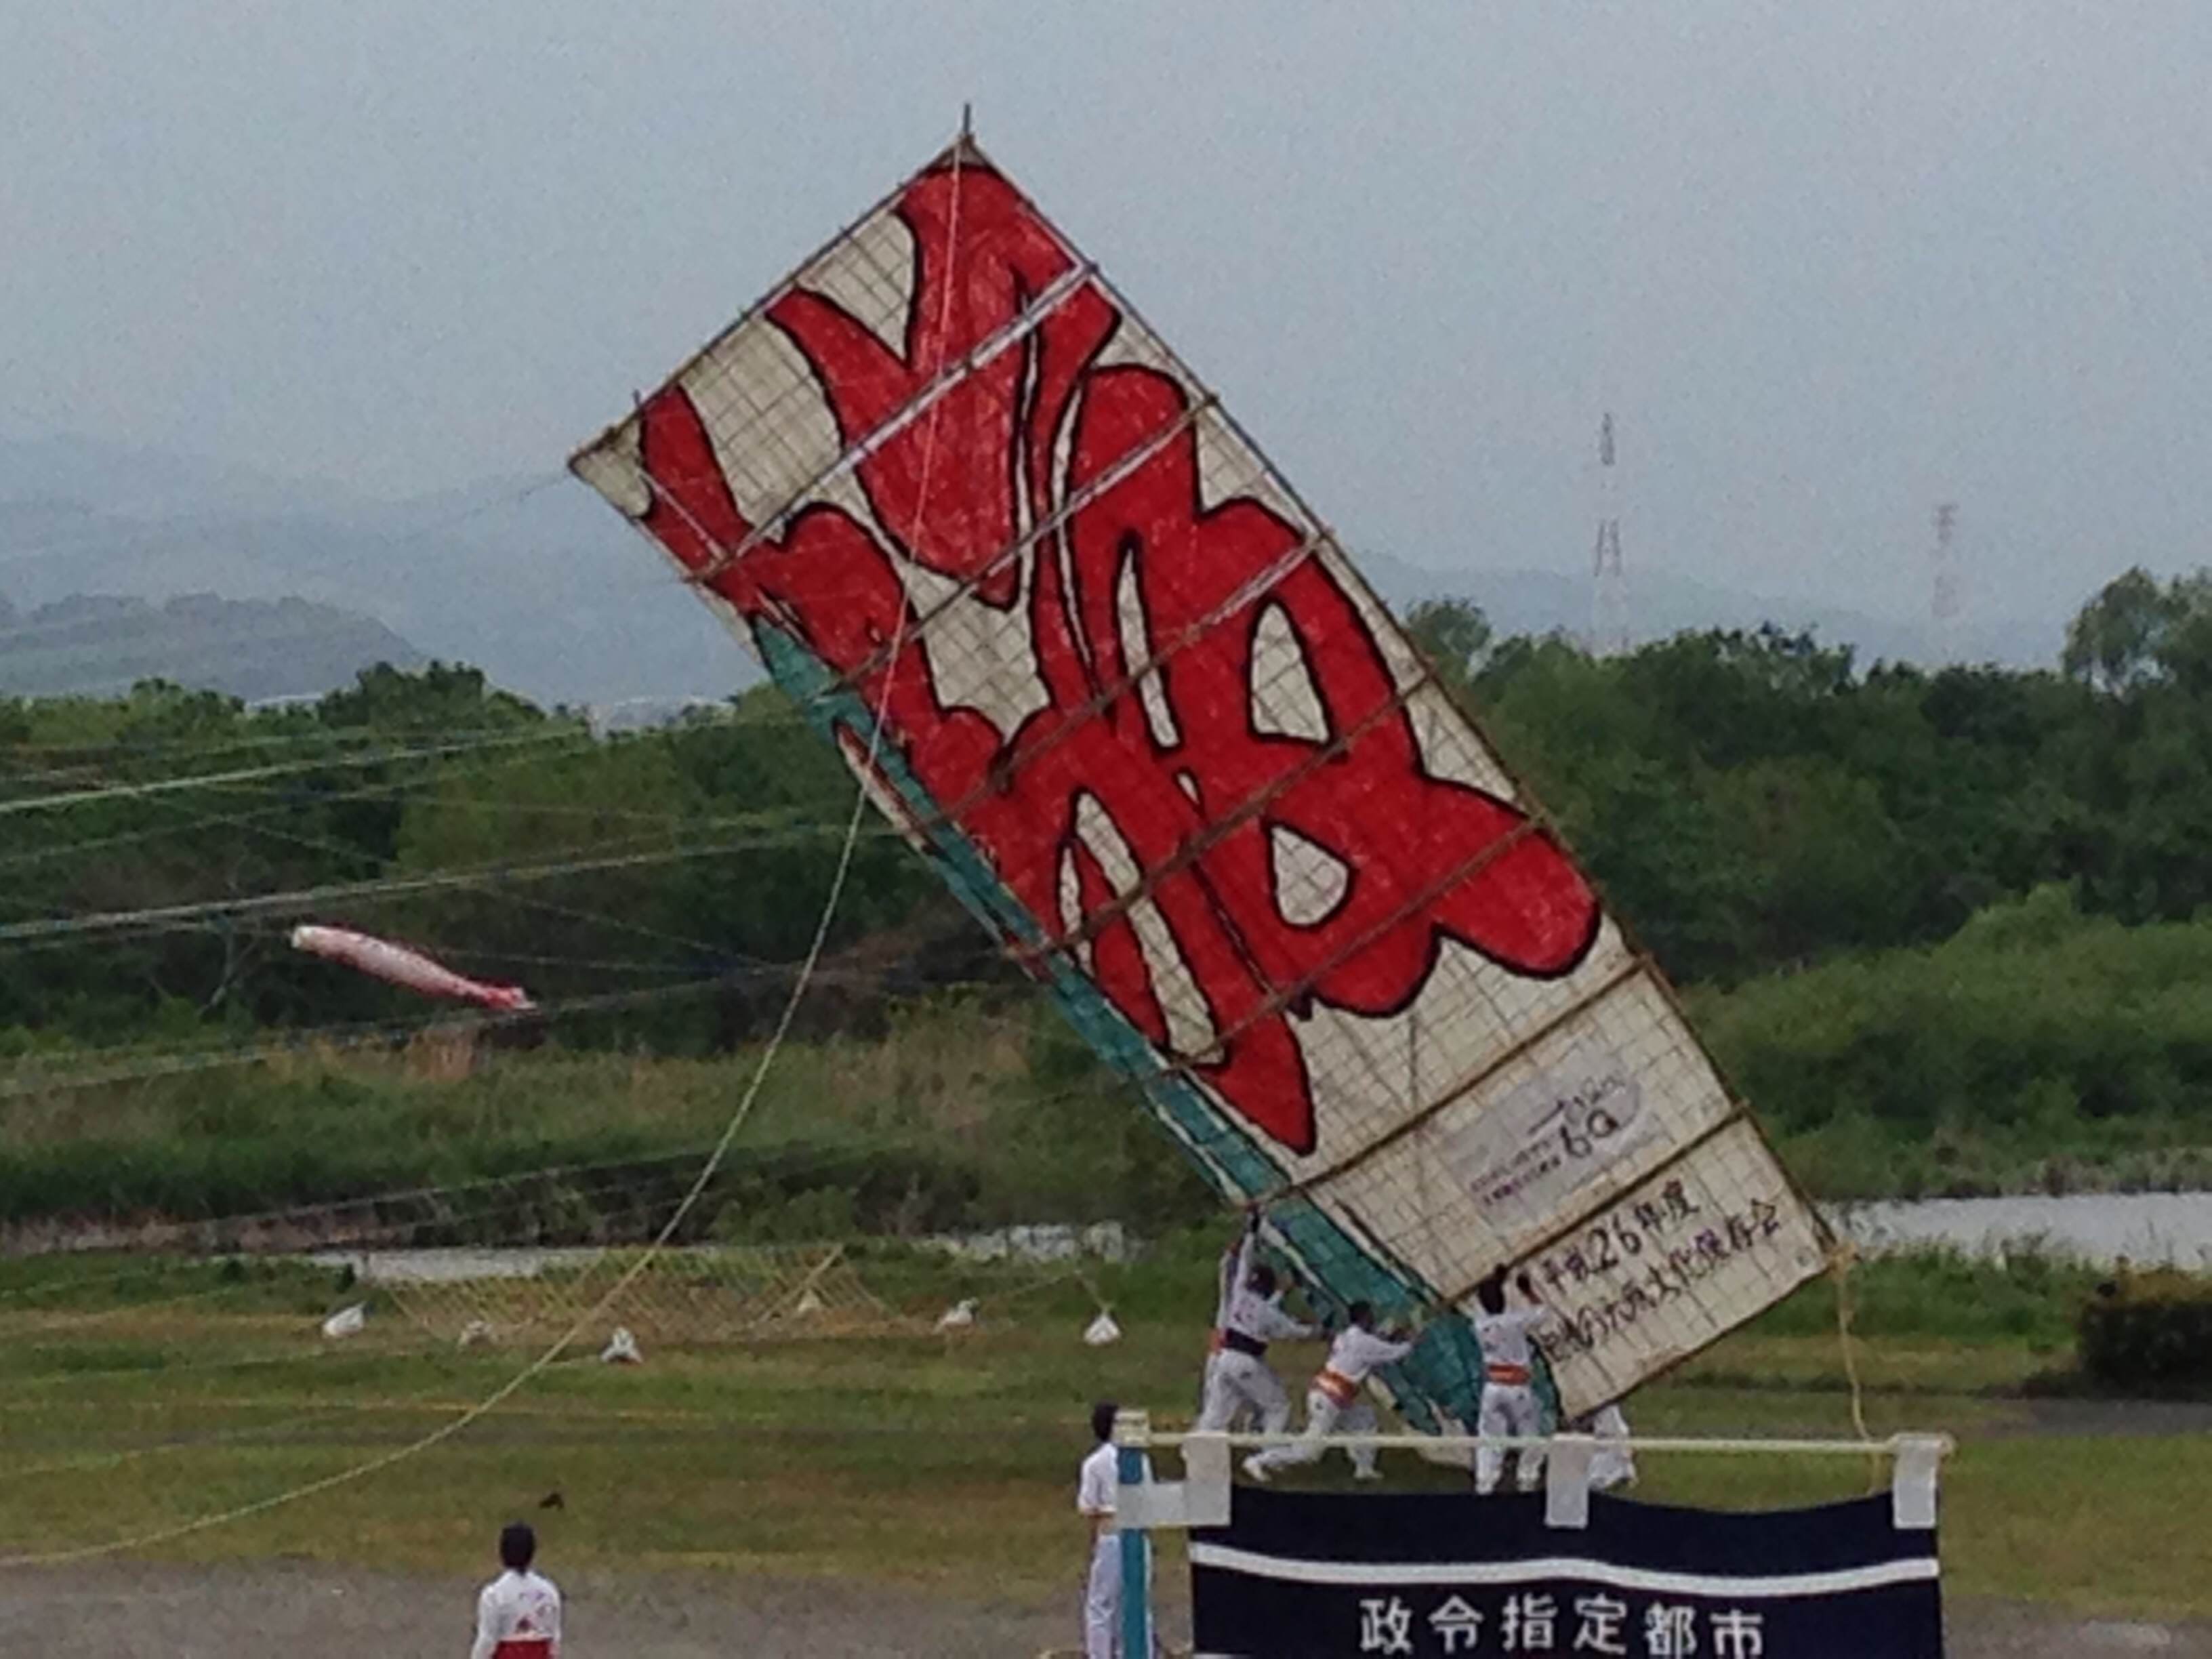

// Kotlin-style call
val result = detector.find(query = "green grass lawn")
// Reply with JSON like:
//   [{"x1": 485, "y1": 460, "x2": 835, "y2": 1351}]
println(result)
[{"x1": 0, "y1": 1250, "x2": 2204, "y2": 1619}]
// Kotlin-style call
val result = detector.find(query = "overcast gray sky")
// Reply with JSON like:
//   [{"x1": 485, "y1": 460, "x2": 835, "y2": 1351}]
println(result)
[{"x1": 3, "y1": 1, "x2": 2207, "y2": 623}]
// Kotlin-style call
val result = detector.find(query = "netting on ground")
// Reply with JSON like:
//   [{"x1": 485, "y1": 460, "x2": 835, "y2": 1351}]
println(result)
[{"x1": 369, "y1": 1242, "x2": 924, "y2": 1348}]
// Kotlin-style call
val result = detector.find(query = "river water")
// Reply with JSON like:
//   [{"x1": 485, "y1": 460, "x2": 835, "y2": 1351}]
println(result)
[
  {"x1": 1825, "y1": 1192, "x2": 2212, "y2": 1267},
  {"x1": 304, "y1": 1195, "x2": 2212, "y2": 1284}
]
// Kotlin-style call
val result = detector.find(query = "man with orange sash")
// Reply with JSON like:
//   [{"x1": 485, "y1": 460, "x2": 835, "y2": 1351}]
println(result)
[
  {"x1": 1472, "y1": 1267, "x2": 1550, "y2": 1495},
  {"x1": 1240, "y1": 1300, "x2": 1414, "y2": 1482}
]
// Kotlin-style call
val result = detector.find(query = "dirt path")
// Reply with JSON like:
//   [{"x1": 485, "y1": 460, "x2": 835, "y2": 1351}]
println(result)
[
  {"x1": 2, "y1": 1566, "x2": 2206, "y2": 1657},
  {"x1": 1997, "y1": 1397, "x2": 2212, "y2": 1439},
  {"x1": 0, "y1": 1564, "x2": 1073, "y2": 1658},
  {"x1": 0, "y1": 1574, "x2": 1079, "y2": 1659}
]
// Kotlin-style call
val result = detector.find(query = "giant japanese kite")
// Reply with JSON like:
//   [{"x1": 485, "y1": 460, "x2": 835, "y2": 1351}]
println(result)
[{"x1": 571, "y1": 137, "x2": 1828, "y2": 1422}]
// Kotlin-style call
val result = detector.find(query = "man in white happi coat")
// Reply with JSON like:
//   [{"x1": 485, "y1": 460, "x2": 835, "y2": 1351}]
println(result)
[
  {"x1": 1195, "y1": 1233, "x2": 1239, "y2": 1425},
  {"x1": 1583, "y1": 1401, "x2": 1637, "y2": 1491},
  {"x1": 1197, "y1": 1211, "x2": 1314, "y2": 1435},
  {"x1": 1472, "y1": 1267, "x2": 1551, "y2": 1495},
  {"x1": 1241, "y1": 1300, "x2": 1416, "y2": 1482},
  {"x1": 1078, "y1": 1399, "x2": 1156, "y2": 1658},
  {"x1": 471, "y1": 1521, "x2": 561, "y2": 1659}
]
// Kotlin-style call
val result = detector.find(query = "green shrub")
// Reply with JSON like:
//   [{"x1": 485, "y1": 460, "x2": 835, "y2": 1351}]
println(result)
[
  {"x1": 1694, "y1": 887, "x2": 2212, "y2": 1195},
  {"x1": 2078, "y1": 1271, "x2": 2212, "y2": 1397},
  {"x1": 1746, "y1": 1246, "x2": 2092, "y2": 1347}
]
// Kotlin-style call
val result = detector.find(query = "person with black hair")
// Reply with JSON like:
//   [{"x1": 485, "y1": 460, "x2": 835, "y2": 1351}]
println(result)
[
  {"x1": 1077, "y1": 1400, "x2": 1155, "y2": 1657},
  {"x1": 470, "y1": 1520, "x2": 562, "y2": 1658},
  {"x1": 1473, "y1": 1266, "x2": 1550, "y2": 1495},
  {"x1": 1241, "y1": 1300, "x2": 1416, "y2": 1483},
  {"x1": 1196, "y1": 1210, "x2": 1314, "y2": 1436}
]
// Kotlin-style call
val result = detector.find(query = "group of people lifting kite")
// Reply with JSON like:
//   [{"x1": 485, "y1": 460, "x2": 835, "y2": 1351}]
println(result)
[
  {"x1": 1076, "y1": 1210, "x2": 1635, "y2": 1655},
  {"x1": 1196, "y1": 1208, "x2": 1633, "y2": 1494}
]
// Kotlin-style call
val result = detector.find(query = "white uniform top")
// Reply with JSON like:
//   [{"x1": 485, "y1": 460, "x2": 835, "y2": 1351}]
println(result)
[
  {"x1": 1473, "y1": 1305, "x2": 1547, "y2": 1372},
  {"x1": 1078, "y1": 1440, "x2": 1120, "y2": 1530},
  {"x1": 1216, "y1": 1228, "x2": 1313, "y2": 1345},
  {"x1": 1320, "y1": 1324, "x2": 1414, "y2": 1387},
  {"x1": 1212, "y1": 1237, "x2": 1242, "y2": 1329},
  {"x1": 471, "y1": 1568, "x2": 561, "y2": 1659},
  {"x1": 1224, "y1": 1287, "x2": 1313, "y2": 1345},
  {"x1": 1079, "y1": 1441, "x2": 1155, "y2": 1529}
]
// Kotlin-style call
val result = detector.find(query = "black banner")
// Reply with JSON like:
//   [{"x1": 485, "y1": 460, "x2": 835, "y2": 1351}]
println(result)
[{"x1": 1191, "y1": 1489, "x2": 1940, "y2": 1656}]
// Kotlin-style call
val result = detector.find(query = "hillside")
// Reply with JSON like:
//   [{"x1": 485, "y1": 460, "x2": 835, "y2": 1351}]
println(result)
[
  {"x1": 0, "y1": 436, "x2": 2067, "y2": 711},
  {"x1": 0, "y1": 590, "x2": 424, "y2": 701},
  {"x1": 0, "y1": 441, "x2": 743, "y2": 708}
]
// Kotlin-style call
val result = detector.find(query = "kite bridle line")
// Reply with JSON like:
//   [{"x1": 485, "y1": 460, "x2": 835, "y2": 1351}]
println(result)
[
  {"x1": 1828, "y1": 1243, "x2": 1882, "y2": 1489},
  {"x1": 0, "y1": 1062, "x2": 1120, "y2": 1367},
  {"x1": 3, "y1": 954, "x2": 1042, "y2": 1103},
  {"x1": 579, "y1": 136, "x2": 1829, "y2": 1427},
  {"x1": 0, "y1": 975, "x2": 726, "y2": 1099},
  {"x1": 0, "y1": 718, "x2": 680, "y2": 879},
  {"x1": 813, "y1": 394, "x2": 1218, "y2": 696},
  {"x1": 0, "y1": 726, "x2": 588, "y2": 820},
  {"x1": 605, "y1": 235, "x2": 1570, "y2": 1337},
  {"x1": 2, "y1": 725, "x2": 870, "y2": 983},
  {"x1": 0, "y1": 120, "x2": 973, "y2": 1573},
  {"x1": 678, "y1": 258, "x2": 1097, "y2": 590},
  {"x1": 0, "y1": 472, "x2": 567, "y2": 585},
  {"x1": 0, "y1": 831, "x2": 893, "y2": 946},
  {"x1": 579, "y1": 148, "x2": 1759, "y2": 1433}
]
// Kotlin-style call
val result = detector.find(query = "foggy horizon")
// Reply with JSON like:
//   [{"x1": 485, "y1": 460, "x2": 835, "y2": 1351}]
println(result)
[{"x1": 7, "y1": 2, "x2": 2209, "y2": 630}]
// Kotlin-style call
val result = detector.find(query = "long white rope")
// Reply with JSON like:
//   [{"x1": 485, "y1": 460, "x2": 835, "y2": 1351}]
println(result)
[
  {"x1": 0, "y1": 828, "x2": 895, "y2": 945},
  {"x1": 0, "y1": 728, "x2": 585, "y2": 818},
  {"x1": 0, "y1": 726, "x2": 607, "y2": 865},
  {"x1": 0, "y1": 975, "x2": 732, "y2": 1098},
  {"x1": 0, "y1": 695, "x2": 815, "y2": 769},
  {"x1": 0, "y1": 135, "x2": 969, "y2": 1570},
  {"x1": 0, "y1": 472, "x2": 568, "y2": 577}
]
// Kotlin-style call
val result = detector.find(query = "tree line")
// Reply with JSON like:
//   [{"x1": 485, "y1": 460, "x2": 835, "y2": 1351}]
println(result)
[
  {"x1": 1408, "y1": 562, "x2": 2212, "y2": 983},
  {"x1": 5, "y1": 566, "x2": 2211, "y2": 1056}
]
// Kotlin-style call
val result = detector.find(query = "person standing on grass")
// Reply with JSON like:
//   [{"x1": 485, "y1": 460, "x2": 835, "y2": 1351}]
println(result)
[
  {"x1": 1197, "y1": 1210, "x2": 1315, "y2": 1437},
  {"x1": 472, "y1": 1521, "x2": 561, "y2": 1659},
  {"x1": 1583, "y1": 1401, "x2": 1637, "y2": 1491},
  {"x1": 1079, "y1": 1399, "x2": 1156, "y2": 1658},
  {"x1": 1241, "y1": 1301, "x2": 1416, "y2": 1483},
  {"x1": 1472, "y1": 1267, "x2": 1550, "y2": 1495}
]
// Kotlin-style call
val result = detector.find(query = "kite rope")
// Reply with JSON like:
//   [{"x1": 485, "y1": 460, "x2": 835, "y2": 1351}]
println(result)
[
  {"x1": 0, "y1": 728, "x2": 587, "y2": 819},
  {"x1": 0, "y1": 974, "x2": 740, "y2": 1098},
  {"x1": 0, "y1": 729, "x2": 634, "y2": 877},
  {"x1": 1828, "y1": 1245, "x2": 1881, "y2": 1492},
  {"x1": 0, "y1": 133, "x2": 970, "y2": 1571},
  {"x1": 1, "y1": 954, "x2": 1037, "y2": 1101},
  {"x1": 0, "y1": 830, "x2": 893, "y2": 946},
  {"x1": 0, "y1": 471, "x2": 568, "y2": 580}
]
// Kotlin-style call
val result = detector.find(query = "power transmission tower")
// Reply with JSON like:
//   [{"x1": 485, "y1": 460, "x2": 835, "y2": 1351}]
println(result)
[
  {"x1": 1591, "y1": 411, "x2": 1629, "y2": 655},
  {"x1": 1931, "y1": 502, "x2": 1959, "y2": 663}
]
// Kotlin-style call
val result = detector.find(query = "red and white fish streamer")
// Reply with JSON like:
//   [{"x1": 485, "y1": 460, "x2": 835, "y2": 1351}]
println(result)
[{"x1": 289, "y1": 925, "x2": 534, "y2": 1012}]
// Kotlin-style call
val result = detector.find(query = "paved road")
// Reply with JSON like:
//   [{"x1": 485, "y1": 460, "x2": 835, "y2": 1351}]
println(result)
[{"x1": 2, "y1": 1565, "x2": 2206, "y2": 1656}]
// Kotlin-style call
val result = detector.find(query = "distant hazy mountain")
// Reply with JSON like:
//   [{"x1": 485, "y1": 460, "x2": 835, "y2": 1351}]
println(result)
[
  {"x1": 0, "y1": 590, "x2": 424, "y2": 701},
  {"x1": 0, "y1": 435, "x2": 2064, "y2": 711},
  {"x1": 1353, "y1": 548, "x2": 2062, "y2": 670},
  {"x1": 0, "y1": 434, "x2": 370, "y2": 522},
  {"x1": 0, "y1": 438, "x2": 741, "y2": 708}
]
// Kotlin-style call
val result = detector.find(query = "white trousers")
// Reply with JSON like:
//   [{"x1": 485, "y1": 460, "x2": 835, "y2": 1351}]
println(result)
[
  {"x1": 1084, "y1": 1533, "x2": 1120, "y2": 1658},
  {"x1": 1085, "y1": 1532, "x2": 1155, "y2": 1658},
  {"x1": 1197, "y1": 1350, "x2": 1291, "y2": 1434},
  {"x1": 1589, "y1": 1404, "x2": 1636, "y2": 1490},
  {"x1": 1476, "y1": 1382, "x2": 1544, "y2": 1494},
  {"x1": 1248, "y1": 1388, "x2": 1379, "y2": 1475}
]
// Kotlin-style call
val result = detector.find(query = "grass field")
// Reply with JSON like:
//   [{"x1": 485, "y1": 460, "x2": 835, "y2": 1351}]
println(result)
[{"x1": 0, "y1": 1246, "x2": 2205, "y2": 1624}]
